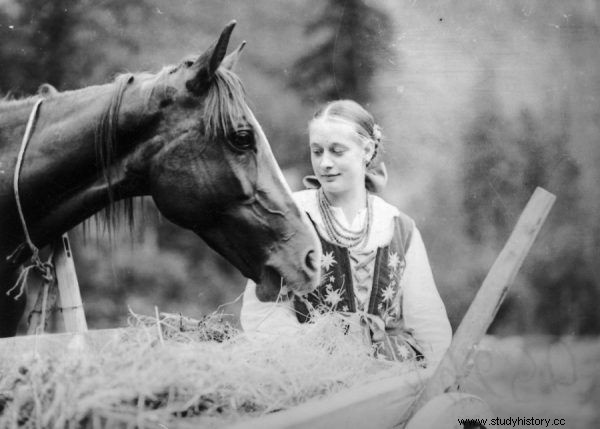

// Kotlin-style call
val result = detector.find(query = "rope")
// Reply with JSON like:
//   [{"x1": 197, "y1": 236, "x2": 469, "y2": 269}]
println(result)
[
  {"x1": 14, "y1": 99, "x2": 42, "y2": 249},
  {"x1": 5, "y1": 98, "x2": 54, "y2": 300}
]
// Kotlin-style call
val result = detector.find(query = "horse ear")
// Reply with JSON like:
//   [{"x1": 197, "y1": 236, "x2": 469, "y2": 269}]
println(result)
[
  {"x1": 186, "y1": 20, "x2": 236, "y2": 95},
  {"x1": 221, "y1": 41, "x2": 246, "y2": 71},
  {"x1": 37, "y1": 83, "x2": 59, "y2": 97}
]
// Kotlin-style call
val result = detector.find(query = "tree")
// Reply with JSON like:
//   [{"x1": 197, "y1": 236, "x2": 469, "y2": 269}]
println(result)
[
  {"x1": 522, "y1": 106, "x2": 600, "y2": 335},
  {"x1": 0, "y1": 0, "x2": 151, "y2": 95},
  {"x1": 288, "y1": 0, "x2": 395, "y2": 104},
  {"x1": 465, "y1": 94, "x2": 600, "y2": 335},
  {"x1": 462, "y1": 71, "x2": 527, "y2": 248}
]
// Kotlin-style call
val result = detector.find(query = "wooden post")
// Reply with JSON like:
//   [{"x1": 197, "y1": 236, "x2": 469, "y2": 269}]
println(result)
[
  {"x1": 53, "y1": 233, "x2": 88, "y2": 333},
  {"x1": 405, "y1": 187, "x2": 555, "y2": 421},
  {"x1": 26, "y1": 278, "x2": 58, "y2": 335}
]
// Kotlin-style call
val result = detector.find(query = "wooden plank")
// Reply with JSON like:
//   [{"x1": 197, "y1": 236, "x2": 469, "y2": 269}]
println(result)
[
  {"x1": 224, "y1": 367, "x2": 432, "y2": 429},
  {"x1": 405, "y1": 187, "x2": 555, "y2": 421},
  {"x1": 405, "y1": 393, "x2": 493, "y2": 429},
  {"x1": 26, "y1": 278, "x2": 58, "y2": 335},
  {"x1": 53, "y1": 233, "x2": 88, "y2": 333}
]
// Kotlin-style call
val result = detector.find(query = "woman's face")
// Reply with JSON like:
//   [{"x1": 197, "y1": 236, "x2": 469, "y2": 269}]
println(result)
[{"x1": 309, "y1": 118, "x2": 370, "y2": 197}]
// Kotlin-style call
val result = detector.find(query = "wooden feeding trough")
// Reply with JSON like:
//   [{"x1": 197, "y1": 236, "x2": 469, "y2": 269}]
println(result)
[{"x1": 0, "y1": 188, "x2": 555, "y2": 429}]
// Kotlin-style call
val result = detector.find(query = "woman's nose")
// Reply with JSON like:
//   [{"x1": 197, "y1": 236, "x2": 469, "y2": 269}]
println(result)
[{"x1": 320, "y1": 153, "x2": 333, "y2": 169}]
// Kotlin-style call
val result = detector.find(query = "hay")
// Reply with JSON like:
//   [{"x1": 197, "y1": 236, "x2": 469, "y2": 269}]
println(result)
[{"x1": 0, "y1": 310, "x2": 416, "y2": 428}]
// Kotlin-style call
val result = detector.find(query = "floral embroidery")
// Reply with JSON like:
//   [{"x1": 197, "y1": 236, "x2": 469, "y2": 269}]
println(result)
[
  {"x1": 382, "y1": 285, "x2": 395, "y2": 302},
  {"x1": 325, "y1": 288, "x2": 343, "y2": 307},
  {"x1": 321, "y1": 251, "x2": 337, "y2": 271},
  {"x1": 367, "y1": 246, "x2": 417, "y2": 362},
  {"x1": 388, "y1": 251, "x2": 400, "y2": 270},
  {"x1": 365, "y1": 245, "x2": 426, "y2": 363},
  {"x1": 396, "y1": 344, "x2": 411, "y2": 360},
  {"x1": 378, "y1": 249, "x2": 403, "y2": 319},
  {"x1": 387, "y1": 304, "x2": 399, "y2": 319}
]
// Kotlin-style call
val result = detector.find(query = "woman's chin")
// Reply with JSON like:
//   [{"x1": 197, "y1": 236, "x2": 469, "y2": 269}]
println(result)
[{"x1": 320, "y1": 183, "x2": 340, "y2": 194}]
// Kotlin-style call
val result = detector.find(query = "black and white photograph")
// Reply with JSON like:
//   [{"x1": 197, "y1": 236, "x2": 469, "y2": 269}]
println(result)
[{"x1": 1, "y1": 1, "x2": 599, "y2": 428}]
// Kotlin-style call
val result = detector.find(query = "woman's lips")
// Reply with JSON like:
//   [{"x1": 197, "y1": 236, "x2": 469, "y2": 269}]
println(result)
[{"x1": 321, "y1": 173, "x2": 339, "y2": 181}]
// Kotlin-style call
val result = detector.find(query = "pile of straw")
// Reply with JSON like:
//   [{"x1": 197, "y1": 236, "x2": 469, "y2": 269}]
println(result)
[{"x1": 0, "y1": 311, "x2": 415, "y2": 428}]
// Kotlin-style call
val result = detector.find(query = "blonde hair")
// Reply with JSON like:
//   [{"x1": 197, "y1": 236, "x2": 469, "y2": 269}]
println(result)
[{"x1": 311, "y1": 99, "x2": 383, "y2": 165}]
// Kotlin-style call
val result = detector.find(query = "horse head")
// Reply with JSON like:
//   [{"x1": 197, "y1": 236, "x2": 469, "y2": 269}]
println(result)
[{"x1": 117, "y1": 22, "x2": 321, "y2": 300}]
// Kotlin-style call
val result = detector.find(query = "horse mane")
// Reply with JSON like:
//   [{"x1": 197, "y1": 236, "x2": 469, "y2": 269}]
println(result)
[
  {"x1": 95, "y1": 66, "x2": 250, "y2": 239},
  {"x1": 0, "y1": 84, "x2": 110, "y2": 114},
  {"x1": 95, "y1": 73, "x2": 132, "y2": 236},
  {"x1": 0, "y1": 94, "x2": 40, "y2": 112}
]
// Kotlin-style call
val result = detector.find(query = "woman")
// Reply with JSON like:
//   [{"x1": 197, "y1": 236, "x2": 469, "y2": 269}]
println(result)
[{"x1": 241, "y1": 100, "x2": 451, "y2": 367}]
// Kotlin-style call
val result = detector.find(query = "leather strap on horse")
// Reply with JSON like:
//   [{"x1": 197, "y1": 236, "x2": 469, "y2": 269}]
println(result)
[{"x1": 5, "y1": 98, "x2": 55, "y2": 300}]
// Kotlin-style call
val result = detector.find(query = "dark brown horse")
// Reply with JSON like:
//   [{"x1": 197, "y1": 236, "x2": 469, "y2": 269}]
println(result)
[{"x1": 0, "y1": 22, "x2": 321, "y2": 337}]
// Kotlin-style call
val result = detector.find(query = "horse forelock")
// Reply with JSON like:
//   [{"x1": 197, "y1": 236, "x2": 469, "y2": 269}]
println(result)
[{"x1": 203, "y1": 68, "x2": 250, "y2": 139}]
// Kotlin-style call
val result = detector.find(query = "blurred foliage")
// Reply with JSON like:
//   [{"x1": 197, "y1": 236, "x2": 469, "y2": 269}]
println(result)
[
  {"x1": 0, "y1": 0, "x2": 153, "y2": 95},
  {"x1": 2, "y1": 0, "x2": 599, "y2": 336},
  {"x1": 71, "y1": 204, "x2": 243, "y2": 329},
  {"x1": 463, "y1": 73, "x2": 600, "y2": 335},
  {"x1": 288, "y1": 0, "x2": 394, "y2": 104},
  {"x1": 463, "y1": 70, "x2": 529, "y2": 247}
]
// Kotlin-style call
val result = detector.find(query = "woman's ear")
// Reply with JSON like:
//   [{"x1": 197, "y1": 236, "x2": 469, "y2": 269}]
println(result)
[{"x1": 364, "y1": 138, "x2": 375, "y2": 164}]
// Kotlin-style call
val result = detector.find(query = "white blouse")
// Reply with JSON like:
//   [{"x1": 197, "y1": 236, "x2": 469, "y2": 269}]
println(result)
[{"x1": 241, "y1": 190, "x2": 452, "y2": 366}]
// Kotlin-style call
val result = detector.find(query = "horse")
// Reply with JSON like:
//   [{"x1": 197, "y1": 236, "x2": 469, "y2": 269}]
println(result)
[{"x1": 0, "y1": 21, "x2": 321, "y2": 337}]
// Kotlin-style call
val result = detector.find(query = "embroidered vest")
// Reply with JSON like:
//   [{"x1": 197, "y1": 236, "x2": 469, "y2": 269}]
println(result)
[{"x1": 294, "y1": 212, "x2": 424, "y2": 362}]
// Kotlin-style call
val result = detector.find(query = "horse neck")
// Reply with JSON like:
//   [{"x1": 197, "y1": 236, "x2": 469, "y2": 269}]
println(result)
[
  {"x1": 0, "y1": 82, "x2": 148, "y2": 255},
  {"x1": 2, "y1": 84, "x2": 116, "y2": 168},
  {"x1": 21, "y1": 84, "x2": 119, "y2": 191}
]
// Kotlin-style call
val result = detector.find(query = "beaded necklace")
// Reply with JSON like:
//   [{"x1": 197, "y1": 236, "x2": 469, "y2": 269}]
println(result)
[{"x1": 318, "y1": 188, "x2": 372, "y2": 249}]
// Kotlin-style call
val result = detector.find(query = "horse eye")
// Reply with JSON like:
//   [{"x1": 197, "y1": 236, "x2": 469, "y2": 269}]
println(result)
[
  {"x1": 231, "y1": 130, "x2": 255, "y2": 151},
  {"x1": 184, "y1": 60, "x2": 194, "y2": 68}
]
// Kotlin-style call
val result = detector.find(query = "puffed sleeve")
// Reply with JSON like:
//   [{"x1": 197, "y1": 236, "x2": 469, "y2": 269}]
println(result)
[
  {"x1": 240, "y1": 279, "x2": 301, "y2": 337},
  {"x1": 401, "y1": 226, "x2": 452, "y2": 367}
]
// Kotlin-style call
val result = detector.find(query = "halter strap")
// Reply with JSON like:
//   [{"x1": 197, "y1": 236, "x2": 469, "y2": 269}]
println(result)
[
  {"x1": 6, "y1": 98, "x2": 54, "y2": 300},
  {"x1": 13, "y1": 98, "x2": 43, "y2": 252}
]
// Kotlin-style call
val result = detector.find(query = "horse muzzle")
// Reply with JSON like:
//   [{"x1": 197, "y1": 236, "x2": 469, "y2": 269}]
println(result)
[{"x1": 255, "y1": 244, "x2": 321, "y2": 302}]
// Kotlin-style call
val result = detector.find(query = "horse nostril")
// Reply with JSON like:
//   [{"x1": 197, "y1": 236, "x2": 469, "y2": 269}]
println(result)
[{"x1": 305, "y1": 250, "x2": 317, "y2": 272}]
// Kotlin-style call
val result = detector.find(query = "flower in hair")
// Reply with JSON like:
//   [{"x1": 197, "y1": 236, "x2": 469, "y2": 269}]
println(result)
[{"x1": 372, "y1": 124, "x2": 383, "y2": 142}]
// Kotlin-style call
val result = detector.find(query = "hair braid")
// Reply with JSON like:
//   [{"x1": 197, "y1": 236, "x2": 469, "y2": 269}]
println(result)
[{"x1": 368, "y1": 124, "x2": 383, "y2": 166}]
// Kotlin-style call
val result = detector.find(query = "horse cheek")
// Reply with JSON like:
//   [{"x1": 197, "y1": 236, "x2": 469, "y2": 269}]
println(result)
[
  {"x1": 224, "y1": 150, "x2": 258, "y2": 201},
  {"x1": 148, "y1": 158, "x2": 200, "y2": 228}
]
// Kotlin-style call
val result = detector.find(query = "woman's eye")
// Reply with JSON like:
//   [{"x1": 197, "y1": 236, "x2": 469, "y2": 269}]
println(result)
[{"x1": 231, "y1": 130, "x2": 255, "y2": 151}]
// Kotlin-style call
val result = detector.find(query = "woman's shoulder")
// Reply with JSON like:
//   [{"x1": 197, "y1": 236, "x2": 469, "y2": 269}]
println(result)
[
  {"x1": 371, "y1": 195, "x2": 414, "y2": 227},
  {"x1": 292, "y1": 188, "x2": 317, "y2": 203},
  {"x1": 292, "y1": 189, "x2": 319, "y2": 215}
]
